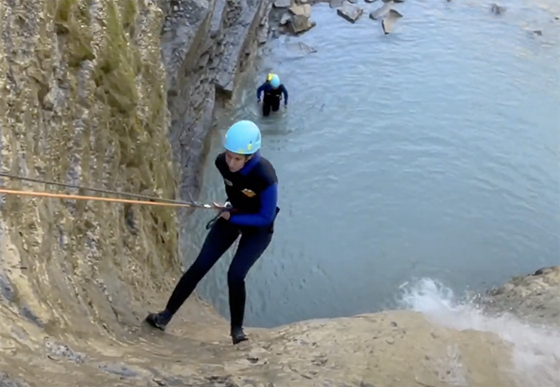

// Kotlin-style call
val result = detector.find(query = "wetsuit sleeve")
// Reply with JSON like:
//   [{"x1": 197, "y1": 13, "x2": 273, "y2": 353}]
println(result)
[
  {"x1": 229, "y1": 183, "x2": 278, "y2": 227},
  {"x1": 280, "y1": 85, "x2": 288, "y2": 105},
  {"x1": 256, "y1": 83, "x2": 266, "y2": 101}
]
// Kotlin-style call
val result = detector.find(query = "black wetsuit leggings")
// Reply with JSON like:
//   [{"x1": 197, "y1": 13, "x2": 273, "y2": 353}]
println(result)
[
  {"x1": 262, "y1": 96, "x2": 280, "y2": 117},
  {"x1": 165, "y1": 218, "x2": 273, "y2": 328}
]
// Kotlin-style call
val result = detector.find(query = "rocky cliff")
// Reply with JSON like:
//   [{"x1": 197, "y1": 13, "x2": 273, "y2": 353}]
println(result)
[
  {"x1": 0, "y1": 1, "x2": 559, "y2": 387},
  {"x1": 0, "y1": 0, "x2": 271, "y2": 333}
]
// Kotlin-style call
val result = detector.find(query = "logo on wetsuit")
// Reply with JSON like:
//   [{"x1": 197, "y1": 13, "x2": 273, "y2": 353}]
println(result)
[{"x1": 241, "y1": 188, "x2": 256, "y2": 197}]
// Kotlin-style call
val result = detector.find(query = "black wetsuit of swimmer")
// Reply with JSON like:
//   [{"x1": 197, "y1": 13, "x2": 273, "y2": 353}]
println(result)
[
  {"x1": 145, "y1": 151, "x2": 279, "y2": 344},
  {"x1": 257, "y1": 81, "x2": 288, "y2": 117}
]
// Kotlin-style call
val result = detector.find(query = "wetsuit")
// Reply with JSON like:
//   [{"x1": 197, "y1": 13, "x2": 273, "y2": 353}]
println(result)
[
  {"x1": 257, "y1": 82, "x2": 288, "y2": 117},
  {"x1": 159, "y1": 151, "x2": 279, "y2": 341}
]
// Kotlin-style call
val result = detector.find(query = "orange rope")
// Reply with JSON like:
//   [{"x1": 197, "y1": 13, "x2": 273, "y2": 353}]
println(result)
[{"x1": 0, "y1": 188, "x2": 220, "y2": 209}]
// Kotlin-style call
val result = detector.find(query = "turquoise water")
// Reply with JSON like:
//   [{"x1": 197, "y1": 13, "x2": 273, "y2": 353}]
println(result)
[{"x1": 181, "y1": 0, "x2": 560, "y2": 328}]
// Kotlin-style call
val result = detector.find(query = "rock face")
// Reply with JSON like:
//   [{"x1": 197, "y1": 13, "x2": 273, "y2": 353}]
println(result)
[
  {"x1": 160, "y1": 0, "x2": 272, "y2": 219},
  {"x1": 475, "y1": 266, "x2": 560, "y2": 327},
  {"x1": 0, "y1": 0, "x2": 180, "y2": 332},
  {"x1": 1, "y1": 267, "x2": 559, "y2": 387}
]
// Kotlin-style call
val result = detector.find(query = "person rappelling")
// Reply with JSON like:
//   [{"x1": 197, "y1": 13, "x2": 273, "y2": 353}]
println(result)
[
  {"x1": 145, "y1": 120, "x2": 280, "y2": 345},
  {"x1": 257, "y1": 73, "x2": 288, "y2": 117}
]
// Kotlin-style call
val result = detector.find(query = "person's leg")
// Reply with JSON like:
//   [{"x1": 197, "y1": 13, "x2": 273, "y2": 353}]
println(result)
[
  {"x1": 227, "y1": 227, "x2": 273, "y2": 344},
  {"x1": 145, "y1": 218, "x2": 240, "y2": 330},
  {"x1": 271, "y1": 97, "x2": 280, "y2": 112},
  {"x1": 262, "y1": 100, "x2": 271, "y2": 117}
]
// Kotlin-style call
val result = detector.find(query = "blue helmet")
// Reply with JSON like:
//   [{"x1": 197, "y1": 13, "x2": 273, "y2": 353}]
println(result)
[
  {"x1": 224, "y1": 120, "x2": 262, "y2": 155},
  {"x1": 269, "y1": 74, "x2": 280, "y2": 88}
]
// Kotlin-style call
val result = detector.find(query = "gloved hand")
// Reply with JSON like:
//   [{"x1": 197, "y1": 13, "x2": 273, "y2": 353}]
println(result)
[{"x1": 206, "y1": 202, "x2": 233, "y2": 229}]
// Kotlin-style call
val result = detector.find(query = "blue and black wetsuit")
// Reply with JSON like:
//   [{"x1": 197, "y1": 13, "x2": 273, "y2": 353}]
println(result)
[
  {"x1": 147, "y1": 151, "x2": 279, "y2": 343},
  {"x1": 257, "y1": 82, "x2": 288, "y2": 117}
]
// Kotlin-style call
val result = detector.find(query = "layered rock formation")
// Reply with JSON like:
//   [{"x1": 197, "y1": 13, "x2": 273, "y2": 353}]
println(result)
[{"x1": 0, "y1": 0, "x2": 272, "y2": 330}]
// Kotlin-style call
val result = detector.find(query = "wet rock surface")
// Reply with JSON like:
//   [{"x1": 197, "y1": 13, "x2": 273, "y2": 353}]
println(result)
[
  {"x1": 474, "y1": 266, "x2": 560, "y2": 327},
  {"x1": 1, "y1": 259, "x2": 558, "y2": 386}
]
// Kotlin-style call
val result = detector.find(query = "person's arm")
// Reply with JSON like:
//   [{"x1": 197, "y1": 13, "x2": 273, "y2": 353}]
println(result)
[
  {"x1": 229, "y1": 183, "x2": 278, "y2": 227},
  {"x1": 257, "y1": 83, "x2": 266, "y2": 101},
  {"x1": 280, "y1": 85, "x2": 288, "y2": 106}
]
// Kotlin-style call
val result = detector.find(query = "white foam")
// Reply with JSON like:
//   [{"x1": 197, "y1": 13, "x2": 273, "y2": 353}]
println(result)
[{"x1": 399, "y1": 278, "x2": 560, "y2": 387}]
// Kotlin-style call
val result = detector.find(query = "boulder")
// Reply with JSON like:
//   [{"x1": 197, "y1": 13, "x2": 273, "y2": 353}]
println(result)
[
  {"x1": 337, "y1": 1, "x2": 364, "y2": 23},
  {"x1": 370, "y1": 1, "x2": 394, "y2": 19},
  {"x1": 291, "y1": 14, "x2": 317, "y2": 34},
  {"x1": 288, "y1": 3, "x2": 315, "y2": 34},
  {"x1": 289, "y1": 3, "x2": 312, "y2": 17},
  {"x1": 381, "y1": 9, "x2": 403, "y2": 34}
]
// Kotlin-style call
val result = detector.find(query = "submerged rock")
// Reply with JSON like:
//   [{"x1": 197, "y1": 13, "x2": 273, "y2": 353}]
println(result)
[
  {"x1": 491, "y1": 3, "x2": 506, "y2": 15},
  {"x1": 330, "y1": 0, "x2": 344, "y2": 8},
  {"x1": 381, "y1": 9, "x2": 403, "y2": 34},
  {"x1": 286, "y1": 42, "x2": 318, "y2": 55},
  {"x1": 274, "y1": 0, "x2": 292, "y2": 8},
  {"x1": 337, "y1": 1, "x2": 364, "y2": 23}
]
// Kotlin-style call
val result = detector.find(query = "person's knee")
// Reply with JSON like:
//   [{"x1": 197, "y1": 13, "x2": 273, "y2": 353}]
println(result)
[
  {"x1": 188, "y1": 252, "x2": 216, "y2": 278},
  {"x1": 227, "y1": 267, "x2": 246, "y2": 287}
]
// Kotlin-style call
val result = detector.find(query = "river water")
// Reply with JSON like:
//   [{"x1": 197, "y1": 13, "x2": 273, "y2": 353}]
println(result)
[{"x1": 182, "y1": 0, "x2": 560, "y2": 328}]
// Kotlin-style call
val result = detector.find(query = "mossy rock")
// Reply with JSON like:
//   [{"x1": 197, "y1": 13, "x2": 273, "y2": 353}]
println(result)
[{"x1": 51, "y1": 0, "x2": 96, "y2": 66}]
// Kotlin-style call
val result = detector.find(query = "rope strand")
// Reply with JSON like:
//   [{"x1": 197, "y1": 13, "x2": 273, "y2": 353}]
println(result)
[{"x1": 0, "y1": 173, "x2": 221, "y2": 209}]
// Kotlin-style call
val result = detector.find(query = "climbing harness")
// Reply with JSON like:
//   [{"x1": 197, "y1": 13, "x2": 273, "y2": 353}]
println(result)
[{"x1": 0, "y1": 172, "x2": 226, "y2": 210}]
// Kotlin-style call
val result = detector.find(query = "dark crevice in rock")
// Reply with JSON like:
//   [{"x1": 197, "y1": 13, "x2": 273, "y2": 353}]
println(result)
[{"x1": 159, "y1": 0, "x2": 274, "y2": 262}]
